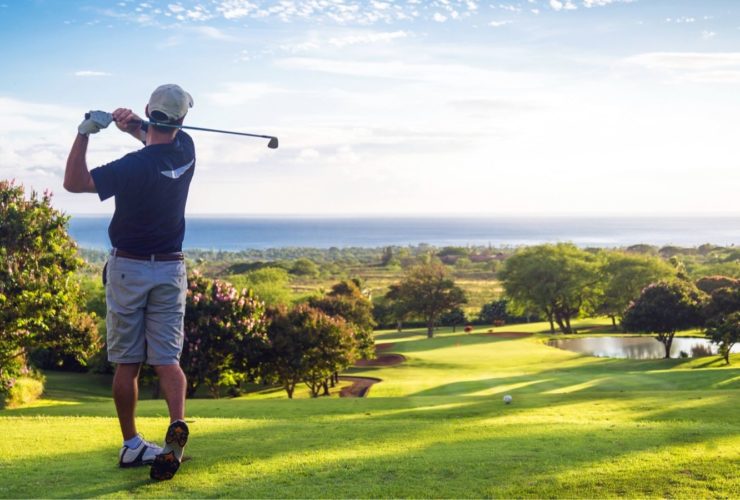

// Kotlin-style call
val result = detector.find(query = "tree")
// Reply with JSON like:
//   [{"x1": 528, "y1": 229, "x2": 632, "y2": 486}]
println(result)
[
  {"x1": 391, "y1": 261, "x2": 467, "y2": 338},
  {"x1": 440, "y1": 307, "x2": 466, "y2": 332},
  {"x1": 264, "y1": 305, "x2": 355, "y2": 398},
  {"x1": 296, "y1": 306, "x2": 356, "y2": 397},
  {"x1": 696, "y1": 275, "x2": 740, "y2": 295},
  {"x1": 478, "y1": 299, "x2": 508, "y2": 325},
  {"x1": 702, "y1": 286, "x2": 740, "y2": 365},
  {"x1": 0, "y1": 180, "x2": 100, "y2": 400},
  {"x1": 705, "y1": 312, "x2": 740, "y2": 364},
  {"x1": 182, "y1": 273, "x2": 267, "y2": 397},
  {"x1": 309, "y1": 280, "x2": 376, "y2": 359},
  {"x1": 598, "y1": 251, "x2": 676, "y2": 328},
  {"x1": 499, "y1": 243, "x2": 600, "y2": 333},
  {"x1": 290, "y1": 258, "x2": 319, "y2": 277},
  {"x1": 622, "y1": 281, "x2": 706, "y2": 358},
  {"x1": 704, "y1": 286, "x2": 740, "y2": 320},
  {"x1": 380, "y1": 246, "x2": 394, "y2": 266},
  {"x1": 625, "y1": 244, "x2": 658, "y2": 255},
  {"x1": 383, "y1": 283, "x2": 413, "y2": 331}
]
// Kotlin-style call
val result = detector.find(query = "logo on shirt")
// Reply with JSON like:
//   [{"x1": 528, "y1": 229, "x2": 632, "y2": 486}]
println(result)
[{"x1": 160, "y1": 159, "x2": 194, "y2": 179}]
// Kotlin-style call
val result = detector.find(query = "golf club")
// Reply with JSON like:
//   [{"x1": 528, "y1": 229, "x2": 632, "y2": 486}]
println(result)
[{"x1": 85, "y1": 111, "x2": 279, "y2": 149}]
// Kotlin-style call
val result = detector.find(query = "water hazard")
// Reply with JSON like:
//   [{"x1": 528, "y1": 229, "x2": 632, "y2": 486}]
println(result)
[{"x1": 548, "y1": 336, "x2": 740, "y2": 359}]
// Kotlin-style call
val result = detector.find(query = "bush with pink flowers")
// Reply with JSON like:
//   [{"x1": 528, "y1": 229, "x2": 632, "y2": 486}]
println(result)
[{"x1": 182, "y1": 272, "x2": 268, "y2": 397}]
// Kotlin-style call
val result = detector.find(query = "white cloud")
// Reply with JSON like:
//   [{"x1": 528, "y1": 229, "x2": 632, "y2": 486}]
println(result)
[
  {"x1": 190, "y1": 25, "x2": 233, "y2": 40},
  {"x1": 623, "y1": 52, "x2": 740, "y2": 71},
  {"x1": 621, "y1": 52, "x2": 740, "y2": 83},
  {"x1": 499, "y1": 4, "x2": 521, "y2": 13},
  {"x1": 74, "y1": 70, "x2": 112, "y2": 77},
  {"x1": 216, "y1": 0, "x2": 256, "y2": 19},
  {"x1": 205, "y1": 82, "x2": 285, "y2": 106},
  {"x1": 328, "y1": 30, "x2": 408, "y2": 48},
  {"x1": 665, "y1": 16, "x2": 695, "y2": 24},
  {"x1": 489, "y1": 20, "x2": 512, "y2": 27},
  {"x1": 279, "y1": 40, "x2": 321, "y2": 53},
  {"x1": 0, "y1": 96, "x2": 132, "y2": 192},
  {"x1": 274, "y1": 57, "x2": 539, "y2": 89},
  {"x1": 583, "y1": 0, "x2": 634, "y2": 6},
  {"x1": 105, "y1": 0, "x2": 637, "y2": 27},
  {"x1": 550, "y1": 0, "x2": 577, "y2": 11},
  {"x1": 702, "y1": 30, "x2": 717, "y2": 40},
  {"x1": 296, "y1": 148, "x2": 320, "y2": 162}
]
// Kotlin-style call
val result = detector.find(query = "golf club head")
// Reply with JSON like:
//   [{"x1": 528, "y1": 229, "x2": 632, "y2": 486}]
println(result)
[{"x1": 268, "y1": 137, "x2": 279, "y2": 149}]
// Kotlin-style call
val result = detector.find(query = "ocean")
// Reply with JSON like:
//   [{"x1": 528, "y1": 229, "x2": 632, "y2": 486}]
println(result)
[{"x1": 67, "y1": 215, "x2": 740, "y2": 251}]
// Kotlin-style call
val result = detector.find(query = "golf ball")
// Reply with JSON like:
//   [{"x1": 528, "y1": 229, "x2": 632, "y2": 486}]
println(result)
[{"x1": 503, "y1": 394, "x2": 513, "y2": 404}]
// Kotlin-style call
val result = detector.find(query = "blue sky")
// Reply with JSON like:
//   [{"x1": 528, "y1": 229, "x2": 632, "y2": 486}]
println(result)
[{"x1": 2, "y1": 0, "x2": 740, "y2": 215}]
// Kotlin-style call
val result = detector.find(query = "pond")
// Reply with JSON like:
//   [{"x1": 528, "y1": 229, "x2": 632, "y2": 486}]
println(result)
[{"x1": 548, "y1": 336, "x2": 739, "y2": 359}]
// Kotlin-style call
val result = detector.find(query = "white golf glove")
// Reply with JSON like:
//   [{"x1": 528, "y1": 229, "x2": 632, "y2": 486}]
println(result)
[{"x1": 78, "y1": 110, "x2": 114, "y2": 136}]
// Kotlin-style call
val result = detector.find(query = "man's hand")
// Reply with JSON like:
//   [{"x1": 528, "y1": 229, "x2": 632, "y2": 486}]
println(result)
[
  {"x1": 78, "y1": 110, "x2": 113, "y2": 136},
  {"x1": 112, "y1": 108, "x2": 147, "y2": 142},
  {"x1": 112, "y1": 108, "x2": 143, "y2": 133}
]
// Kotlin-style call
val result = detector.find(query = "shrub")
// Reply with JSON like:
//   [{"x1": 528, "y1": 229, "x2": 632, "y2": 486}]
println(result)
[
  {"x1": 4, "y1": 376, "x2": 45, "y2": 408},
  {"x1": 264, "y1": 304, "x2": 356, "y2": 398},
  {"x1": 182, "y1": 272, "x2": 268, "y2": 397},
  {"x1": 290, "y1": 258, "x2": 319, "y2": 277},
  {"x1": 0, "y1": 180, "x2": 100, "y2": 400},
  {"x1": 690, "y1": 344, "x2": 712, "y2": 358},
  {"x1": 705, "y1": 311, "x2": 740, "y2": 365},
  {"x1": 309, "y1": 280, "x2": 375, "y2": 359}
]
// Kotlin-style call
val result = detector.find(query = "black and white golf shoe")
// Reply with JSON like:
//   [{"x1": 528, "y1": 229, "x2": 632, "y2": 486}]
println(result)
[
  {"x1": 118, "y1": 435, "x2": 163, "y2": 468},
  {"x1": 150, "y1": 420, "x2": 189, "y2": 481}
]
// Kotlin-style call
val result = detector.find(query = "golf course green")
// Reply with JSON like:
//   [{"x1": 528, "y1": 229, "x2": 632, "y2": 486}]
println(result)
[{"x1": 1, "y1": 319, "x2": 738, "y2": 498}]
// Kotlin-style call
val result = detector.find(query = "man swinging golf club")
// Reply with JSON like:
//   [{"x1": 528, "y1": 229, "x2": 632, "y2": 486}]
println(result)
[{"x1": 64, "y1": 84, "x2": 194, "y2": 481}]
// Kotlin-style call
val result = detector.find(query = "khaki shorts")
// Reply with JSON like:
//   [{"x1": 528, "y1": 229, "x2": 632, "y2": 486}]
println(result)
[{"x1": 105, "y1": 254, "x2": 187, "y2": 365}]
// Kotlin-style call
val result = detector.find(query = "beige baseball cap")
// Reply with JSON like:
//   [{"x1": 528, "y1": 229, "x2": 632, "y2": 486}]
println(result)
[{"x1": 148, "y1": 84, "x2": 193, "y2": 122}]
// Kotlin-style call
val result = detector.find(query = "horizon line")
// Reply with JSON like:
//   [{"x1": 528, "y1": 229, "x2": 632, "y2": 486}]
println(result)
[{"x1": 67, "y1": 212, "x2": 740, "y2": 218}]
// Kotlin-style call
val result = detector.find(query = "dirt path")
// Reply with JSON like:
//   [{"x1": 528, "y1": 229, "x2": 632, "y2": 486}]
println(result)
[
  {"x1": 354, "y1": 353, "x2": 406, "y2": 367},
  {"x1": 338, "y1": 376, "x2": 383, "y2": 397},
  {"x1": 339, "y1": 349, "x2": 407, "y2": 398}
]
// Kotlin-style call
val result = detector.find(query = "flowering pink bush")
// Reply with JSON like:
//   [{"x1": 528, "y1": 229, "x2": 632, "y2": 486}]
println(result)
[{"x1": 182, "y1": 272, "x2": 267, "y2": 397}]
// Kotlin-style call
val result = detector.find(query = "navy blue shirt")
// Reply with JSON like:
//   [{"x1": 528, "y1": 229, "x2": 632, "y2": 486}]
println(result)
[{"x1": 90, "y1": 130, "x2": 195, "y2": 254}]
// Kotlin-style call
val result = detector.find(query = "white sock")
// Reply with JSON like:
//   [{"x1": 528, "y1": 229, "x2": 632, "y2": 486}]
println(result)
[{"x1": 123, "y1": 435, "x2": 142, "y2": 449}]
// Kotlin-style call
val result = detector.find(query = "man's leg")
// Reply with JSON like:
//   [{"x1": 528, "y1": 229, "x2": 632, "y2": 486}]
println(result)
[
  {"x1": 147, "y1": 261, "x2": 189, "y2": 480},
  {"x1": 106, "y1": 255, "x2": 163, "y2": 468},
  {"x1": 153, "y1": 364, "x2": 186, "y2": 422},
  {"x1": 113, "y1": 363, "x2": 142, "y2": 440}
]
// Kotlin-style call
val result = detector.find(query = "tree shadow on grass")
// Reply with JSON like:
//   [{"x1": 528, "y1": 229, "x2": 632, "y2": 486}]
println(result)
[
  {"x1": 2, "y1": 391, "x2": 737, "y2": 497},
  {"x1": 405, "y1": 355, "x2": 740, "y2": 398}
]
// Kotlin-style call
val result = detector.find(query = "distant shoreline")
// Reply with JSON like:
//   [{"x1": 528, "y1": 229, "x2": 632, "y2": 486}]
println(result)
[{"x1": 69, "y1": 215, "x2": 740, "y2": 251}]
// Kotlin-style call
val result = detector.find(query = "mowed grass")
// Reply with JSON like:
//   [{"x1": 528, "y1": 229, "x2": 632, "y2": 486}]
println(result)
[{"x1": 1, "y1": 319, "x2": 739, "y2": 498}]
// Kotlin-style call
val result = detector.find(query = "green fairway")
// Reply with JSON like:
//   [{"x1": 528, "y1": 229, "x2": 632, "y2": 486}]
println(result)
[{"x1": 1, "y1": 319, "x2": 738, "y2": 498}]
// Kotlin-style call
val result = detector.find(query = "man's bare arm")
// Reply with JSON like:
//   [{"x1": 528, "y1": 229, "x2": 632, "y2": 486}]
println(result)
[{"x1": 63, "y1": 133, "x2": 97, "y2": 193}]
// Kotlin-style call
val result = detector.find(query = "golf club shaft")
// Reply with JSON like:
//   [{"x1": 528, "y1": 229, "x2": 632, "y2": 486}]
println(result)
[
  {"x1": 138, "y1": 120, "x2": 276, "y2": 142},
  {"x1": 85, "y1": 111, "x2": 279, "y2": 148}
]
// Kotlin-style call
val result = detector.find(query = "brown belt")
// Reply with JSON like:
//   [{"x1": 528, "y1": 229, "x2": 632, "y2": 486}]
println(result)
[{"x1": 113, "y1": 249, "x2": 184, "y2": 261}]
